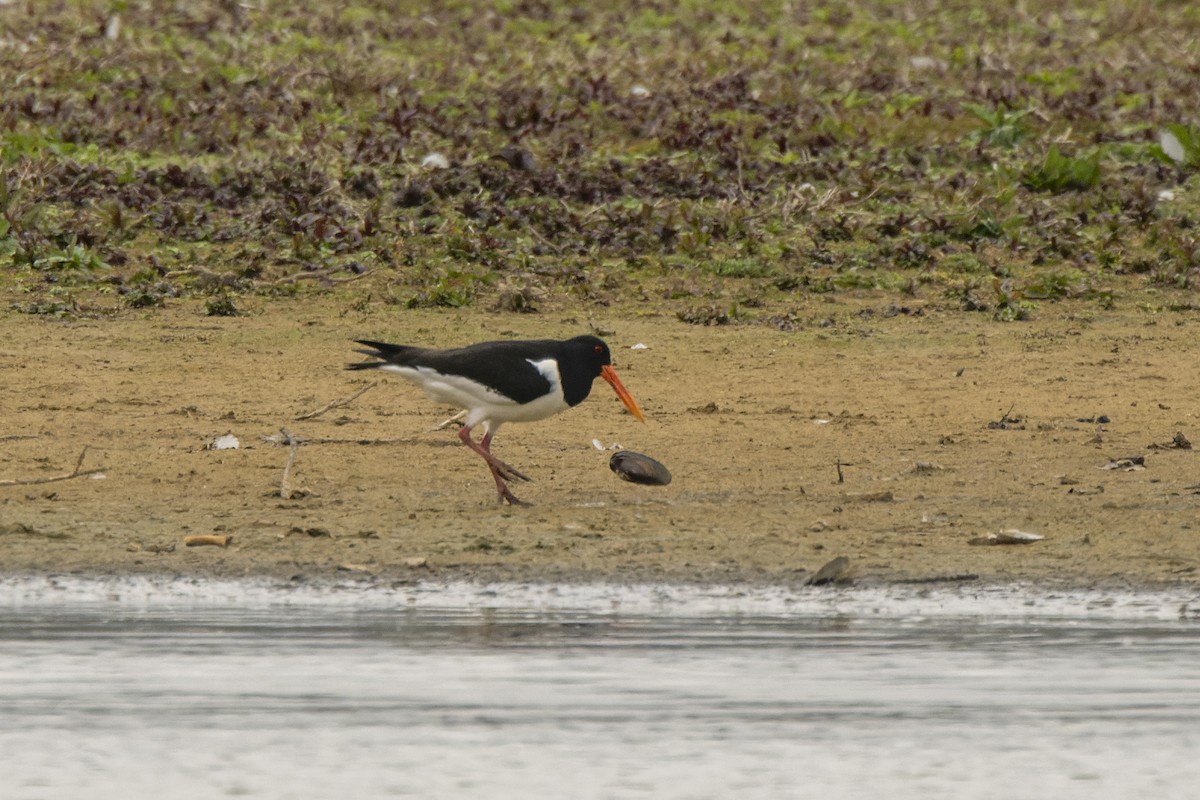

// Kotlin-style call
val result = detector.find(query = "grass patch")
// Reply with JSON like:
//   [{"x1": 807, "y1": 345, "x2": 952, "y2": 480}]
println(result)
[
  {"x1": 0, "y1": 1, "x2": 1197, "y2": 320},
  {"x1": 1022, "y1": 146, "x2": 1102, "y2": 193}
]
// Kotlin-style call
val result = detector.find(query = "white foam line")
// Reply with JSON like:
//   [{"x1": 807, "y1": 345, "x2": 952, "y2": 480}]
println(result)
[{"x1": 1, "y1": 574, "x2": 1197, "y2": 622}]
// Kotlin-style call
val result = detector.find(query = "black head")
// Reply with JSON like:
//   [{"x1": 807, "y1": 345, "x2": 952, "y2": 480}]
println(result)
[
  {"x1": 555, "y1": 336, "x2": 614, "y2": 407},
  {"x1": 564, "y1": 335, "x2": 612, "y2": 375},
  {"x1": 556, "y1": 336, "x2": 644, "y2": 422}
]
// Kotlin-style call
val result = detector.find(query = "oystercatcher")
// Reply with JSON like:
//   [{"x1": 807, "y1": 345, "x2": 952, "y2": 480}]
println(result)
[{"x1": 348, "y1": 335, "x2": 645, "y2": 505}]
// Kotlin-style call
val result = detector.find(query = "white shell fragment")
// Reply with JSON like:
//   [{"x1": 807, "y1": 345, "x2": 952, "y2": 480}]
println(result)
[
  {"x1": 209, "y1": 433, "x2": 240, "y2": 450},
  {"x1": 969, "y1": 529, "x2": 1045, "y2": 546},
  {"x1": 421, "y1": 153, "x2": 450, "y2": 170},
  {"x1": 630, "y1": 84, "x2": 651, "y2": 99},
  {"x1": 630, "y1": 343, "x2": 648, "y2": 350},
  {"x1": 1100, "y1": 456, "x2": 1145, "y2": 471},
  {"x1": 996, "y1": 529, "x2": 1044, "y2": 543},
  {"x1": 909, "y1": 56, "x2": 946, "y2": 71},
  {"x1": 1160, "y1": 130, "x2": 1186, "y2": 164}
]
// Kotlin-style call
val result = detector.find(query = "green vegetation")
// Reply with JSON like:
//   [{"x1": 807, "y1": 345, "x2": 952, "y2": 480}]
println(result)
[
  {"x1": 2, "y1": 0, "x2": 1200, "y2": 322},
  {"x1": 1154, "y1": 124, "x2": 1200, "y2": 170},
  {"x1": 1022, "y1": 146, "x2": 1101, "y2": 193}
]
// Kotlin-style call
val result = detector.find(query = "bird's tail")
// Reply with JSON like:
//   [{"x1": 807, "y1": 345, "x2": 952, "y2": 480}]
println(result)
[{"x1": 347, "y1": 340, "x2": 418, "y2": 370}]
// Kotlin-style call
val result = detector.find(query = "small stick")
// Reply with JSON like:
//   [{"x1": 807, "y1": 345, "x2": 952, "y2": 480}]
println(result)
[
  {"x1": 896, "y1": 573, "x2": 980, "y2": 585},
  {"x1": 836, "y1": 457, "x2": 845, "y2": 484},
  {"x1": 295, "y1": 380, "x2": 378, "y2": 421},
  {"x1": 305, "y1": 436, "x2": 420, "y2": 445},
  {"x1": 279, "y1": 431, "x2": 301, "y2": 499},
  {"x1": 0, "y1": 447, "x2": 106, "y2": 487},
  {"x1": 184, "y1": 534, "x2": 232, "y2": 547},
  {"x1": 261, "y1": 430, "x2": 421, "y2": 447},
  {"x1": 270, "y1": 268, "x2": 374, "y2": 286},
  {"x1": 433, "y1": 409, "x2": 468, "y2": 430},
  {"x1": 261, "y1": 429, "x2": 306, "y2": 446},
  {"x1": 71, "y1": 447, "x2": 87, "y2": 474}
]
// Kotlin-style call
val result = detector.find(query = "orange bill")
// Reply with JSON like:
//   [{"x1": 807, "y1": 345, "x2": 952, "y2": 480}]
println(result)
[{"x1": 600, "y1": 364, "x2": 646, "y2": 422}]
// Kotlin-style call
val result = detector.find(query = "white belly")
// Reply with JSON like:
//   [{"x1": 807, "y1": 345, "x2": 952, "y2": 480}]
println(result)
[{"x1": 382, "y1": 358, "x2": 568, "y2": 429}]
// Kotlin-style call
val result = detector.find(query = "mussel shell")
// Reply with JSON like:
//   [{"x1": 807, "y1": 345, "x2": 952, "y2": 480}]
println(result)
[{"x1": 609, "y1": 451, "x2": 672, "y2": 486}]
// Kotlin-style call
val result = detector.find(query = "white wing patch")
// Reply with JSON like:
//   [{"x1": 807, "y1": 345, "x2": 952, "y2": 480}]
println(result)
[{"x1": 380, "y1": 357, "x2": 568, "y2": 428}]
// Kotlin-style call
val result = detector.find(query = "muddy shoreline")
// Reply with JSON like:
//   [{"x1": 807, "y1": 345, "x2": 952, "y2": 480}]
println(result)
[{"x1": 3, "y1": 294, "x2": 1199, "y2": 590}]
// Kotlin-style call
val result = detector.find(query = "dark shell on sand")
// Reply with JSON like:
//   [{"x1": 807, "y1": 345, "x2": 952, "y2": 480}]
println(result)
[{"x1": 609, "y1": 451, "x2": 672, "y2": 486}]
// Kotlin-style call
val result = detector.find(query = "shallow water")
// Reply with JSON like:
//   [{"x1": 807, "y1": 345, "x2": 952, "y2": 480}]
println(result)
[{"x1": 2, "y1": 577, "x2": 1199, "y2": 799}]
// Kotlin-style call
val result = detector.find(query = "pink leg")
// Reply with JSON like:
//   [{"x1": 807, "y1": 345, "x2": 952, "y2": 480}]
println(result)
[{"x1": 458, "y1": 425, "x2": 531, "y2": 505}]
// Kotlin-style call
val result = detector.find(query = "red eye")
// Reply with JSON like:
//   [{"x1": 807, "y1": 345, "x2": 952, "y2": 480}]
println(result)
[{"x1": 595, "y1": 345, "x2": 603, "y2": 354}]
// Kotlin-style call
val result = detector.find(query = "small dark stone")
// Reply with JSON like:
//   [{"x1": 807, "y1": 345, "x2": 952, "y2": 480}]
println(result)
[
  {"x1": 495, "y1": 145, "x2": 537, "y2": 171},
  {"x1": 397, "y1": 182, "x2": 430, "y2": 207},
  {"x1": 808, "y1": 555, "x2": 851, "y2": 586}
]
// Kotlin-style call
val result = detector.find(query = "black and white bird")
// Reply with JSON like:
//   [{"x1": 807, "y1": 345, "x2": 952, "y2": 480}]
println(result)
[{"x1": 348, "y1": 335, "x2": 645, "y2": 505}]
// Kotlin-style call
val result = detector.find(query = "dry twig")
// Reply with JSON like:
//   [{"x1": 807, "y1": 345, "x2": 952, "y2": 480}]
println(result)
[
  {"x1": 0, "y1": 447, "x2": 106, "y2": 487},
  {"x1": 261, "y1": 430, "x2": 418, "y2": 447},
  {"x1": 295, "y1": 380, "x2": 378, "y2": 421},
  {"x1": 433, "y1": 409, "x2": 468, "y2": 430},
  {"x1": 278, "y1": 429, "x2": 302, "y2": 499},
  {"x1": 184, "y1": 534, "x2": 232, "y2": 547},
  {"x1": 270, "y1": 268, "x2": 374, "y2": 286}
]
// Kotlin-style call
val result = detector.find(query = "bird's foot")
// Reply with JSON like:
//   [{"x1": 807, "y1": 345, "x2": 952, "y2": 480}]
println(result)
[
  {"x1": 491, "y1": 458, "x2": 531, "y2": 483},
  {"x1": 461, "y1": 425, "x2": 531, "y2": 500},
  {"x1": 497, "y1": 488, "x2": 531, "y2": 506},
  {"x1": 459, "y1": 426, "x2": 529, "y2": 481},
  {"x1": 490, "y1": 470, "x2": 531, "y2": 506}
]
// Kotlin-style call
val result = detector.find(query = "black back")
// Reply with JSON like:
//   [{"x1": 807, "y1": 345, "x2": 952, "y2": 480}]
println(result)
[{"x1": 349, "y1": 335, "x2": 613, "y2": 406}]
